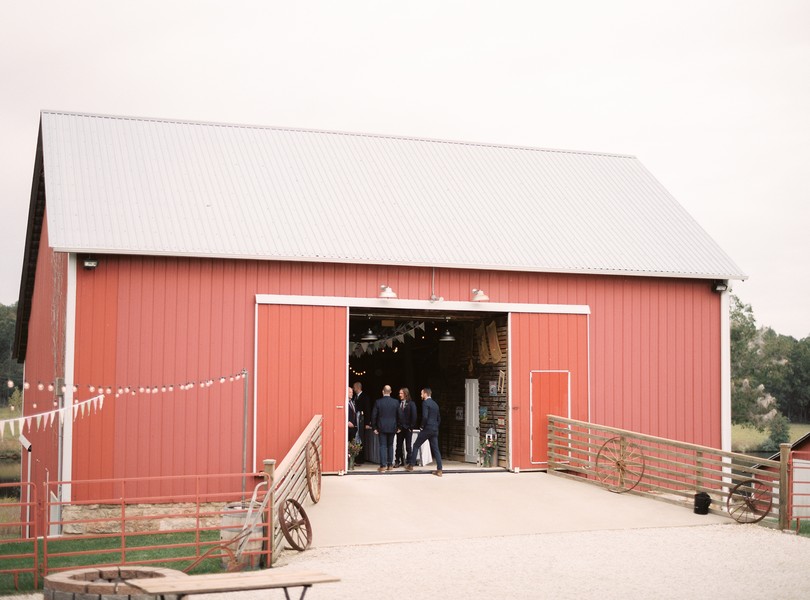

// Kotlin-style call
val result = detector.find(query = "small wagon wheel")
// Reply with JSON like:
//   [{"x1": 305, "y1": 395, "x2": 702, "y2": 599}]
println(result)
[
  {"x1": 278, "y1": 498, "x2": 312, "y2": 551},
  {"x1": 727, "y1": 478, "x2": 773, "y2": 524},
  {"x1": 306, "y1": 441, "x2": 322, "y2": 503},
  {"x1": 595, "y1": 436, "x2": 645, "y2": 493}
]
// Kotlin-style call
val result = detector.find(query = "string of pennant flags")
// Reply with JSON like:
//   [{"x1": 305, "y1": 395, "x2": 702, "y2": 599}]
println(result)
[
  {"x1": 4, "y1": 370, "x2": 248, "y2": 400},
  {"x1": 0, "y1": 393, "x2": 104, "y2": 440},
  {"x1": 1, "y1": 369, "x2": 248, "y2": 440},
  {"x1": 349, "y1": 321, "x2": 425, "y2": 357}
]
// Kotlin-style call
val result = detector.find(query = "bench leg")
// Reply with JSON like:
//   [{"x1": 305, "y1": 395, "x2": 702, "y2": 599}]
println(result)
[{"x1": 283, "y1": 584, "x2": 312, "y2": 600}]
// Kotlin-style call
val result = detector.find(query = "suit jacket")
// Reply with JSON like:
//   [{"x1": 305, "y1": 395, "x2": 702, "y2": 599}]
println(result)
[
  {"x1": 348, "y1": 398, "x2": 358, "y2": 439},
  {"x1": 355, "y1": 391, "x2": 372, "y2": 424},
  {"x1": 372, "y1": 395, "x2": 400, "y2": 434},
  {"x1": 420, "y1": 397, "x2": 441, "y2": 433},
  {"x1": 398, "y1": 400, "x2": 417, "y2": 430}
]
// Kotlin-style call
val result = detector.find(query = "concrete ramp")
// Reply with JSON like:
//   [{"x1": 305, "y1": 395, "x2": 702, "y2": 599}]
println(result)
[{"x1": 306, "y1": 471, "x2": 728, "y2": 547}]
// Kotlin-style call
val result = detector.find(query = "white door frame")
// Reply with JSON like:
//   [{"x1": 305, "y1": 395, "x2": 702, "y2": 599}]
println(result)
[{"x1": 464, "y1": 379, "x2": 480, "y2": 463}]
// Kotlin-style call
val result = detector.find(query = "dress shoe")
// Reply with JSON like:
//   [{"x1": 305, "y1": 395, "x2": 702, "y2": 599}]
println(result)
[
  {"x1": 386, "y1": 465, "x2": 393, "y2": 471},
  {"x1": 432, "y1": 470, "x2": 442, "y2": 477},
  {"x1": 377, "y1": 466, "x2": 386, "y2": 473},
  {"x1": 405, "y1": 464, "x2": 413, "y2": 472}
]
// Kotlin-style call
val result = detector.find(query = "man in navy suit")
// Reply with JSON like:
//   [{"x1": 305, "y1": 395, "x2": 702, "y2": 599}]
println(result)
[
  {"x1": 405, "y1": 387, "x2": 443, "y2": 477},
  {"x1": 394, "y1": 387, "x2": 417, "y2": 467},
  {"x1": 372, "y1": 385, "x2": 400, "y2": 472}
]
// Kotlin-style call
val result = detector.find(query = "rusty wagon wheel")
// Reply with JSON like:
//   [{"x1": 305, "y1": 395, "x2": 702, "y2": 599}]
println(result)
[
  {"x1": 306, "y1": 441, "x2": 322, "y2": 503},
  {"x1": 278, "y1": 498, "x2": 313, "y2": 551},
  {"x1": 727, "y1": 478, "x2": 773, "y2": 524},
  {"x1": 595, "y1": 436, "x2": 645, "y2": 493}
]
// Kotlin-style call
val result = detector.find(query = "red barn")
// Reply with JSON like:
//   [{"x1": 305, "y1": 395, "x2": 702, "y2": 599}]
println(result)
[{"x1": 13, "y1": 111, "x2": 744, "y2": 503}]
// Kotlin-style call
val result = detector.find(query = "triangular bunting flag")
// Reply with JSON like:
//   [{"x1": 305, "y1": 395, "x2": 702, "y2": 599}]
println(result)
[
  {"x1": 36, "y1": 414, "x2": 42, "y2": 430},
  {"x1": 73, "y1": 405, "x2": 79, "y2": 420},
  {"x1": 360, "y1": 343, "x2": 368, "y2": 352},
  {"x1": 0, "y1": 421, "x2": 5, "y2": 439},
  {"x1": 407, "y1": 328, "x2": 416, "y2": 338},
  {"x1": 397, "y1": 335, "x2": 405, "y2": 343},
  {"x1": 59, "y1": 409, "x2": 65, "y2": 426},
  {"x1": 25, "y1": 417, "x2": 32, "y2": 431},
  {"x1": 80, "y1": 402, "x2": 86, "y2": 418},
  {"x1": 417, "y1": 322, "x2": 425, "y2": 331},
  {"x1": 49, "y1": 410, "x2": 56, "y2": 428},
  {"x1": 99, "y1": 396, "x2": 104, "y2": 410},
  {"x1": 15, "y1": 418, "x2": 22, "y2": 436}
]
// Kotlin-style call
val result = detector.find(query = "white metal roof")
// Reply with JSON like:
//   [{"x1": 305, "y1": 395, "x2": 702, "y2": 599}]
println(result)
[{"x1": 39, "y1": 110, "x2": 745, "y2": 280}]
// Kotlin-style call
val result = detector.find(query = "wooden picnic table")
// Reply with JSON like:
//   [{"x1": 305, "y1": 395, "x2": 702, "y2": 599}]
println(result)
[{"x1": 126, "y1": 568, "x2": 339, "y2": 600}]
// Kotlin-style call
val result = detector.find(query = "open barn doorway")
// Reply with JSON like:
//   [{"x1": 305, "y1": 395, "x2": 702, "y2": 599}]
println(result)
[{"x1": 347, "y1": 309, "x2": 508, "y2": 473}]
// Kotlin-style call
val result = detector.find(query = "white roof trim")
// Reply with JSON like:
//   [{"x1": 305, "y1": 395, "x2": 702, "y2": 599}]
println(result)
[{"x1": 254, "y1": 294, "x2": 591, "y2": 315}]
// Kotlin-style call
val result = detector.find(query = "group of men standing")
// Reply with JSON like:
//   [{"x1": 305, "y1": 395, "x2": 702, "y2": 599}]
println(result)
[{"x1": 347, "y1": 381, "x2": 443, "y2": 477}]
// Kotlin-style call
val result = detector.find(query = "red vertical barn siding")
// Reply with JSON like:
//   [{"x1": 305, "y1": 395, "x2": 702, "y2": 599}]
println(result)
[
  {"x1": 37, "y1": 255, "x2": 720, "y2": 490},
  {"x1": 73, "y1": 257, "x2": 251, "y2": 499},
  {"x1": 256, "y1": 305, "x2": 346, "y2": 473},
  {"x1": 19, "y1": 214, "x2": 66, "y2": 529},
  {"x1": 511, "y1": 313, "x2": 590, "y2": 470}
]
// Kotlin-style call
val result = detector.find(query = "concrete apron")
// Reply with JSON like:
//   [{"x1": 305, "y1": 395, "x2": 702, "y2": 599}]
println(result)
[{"x1": 306, "y1": 471, "x2": 730, "y2": 548}]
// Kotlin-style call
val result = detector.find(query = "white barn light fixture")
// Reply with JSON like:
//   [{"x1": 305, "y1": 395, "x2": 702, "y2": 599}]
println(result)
[
  {"x1": 379, "y1": 284, "x2": 397, "y2": 299},
  {"x1": 471, "y1": 288, "x2": 490, "y2": 302}
]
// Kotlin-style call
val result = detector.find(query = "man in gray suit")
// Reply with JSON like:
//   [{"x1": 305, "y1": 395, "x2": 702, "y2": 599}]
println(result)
[
  {"x1": 372, "y1": 385, "x2": 400, "y2": 472},
  {"x1": 405, "y1": 387, "x2": 443, "y2": 477}
]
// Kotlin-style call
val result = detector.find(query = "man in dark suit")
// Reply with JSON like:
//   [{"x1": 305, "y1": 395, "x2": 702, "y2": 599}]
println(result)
[
  {"x1": 353, "y1": 382, "x2": 371, "y2": 464},
  {"x1": 347, "y1": 386, "x2": 358, "y2": 441},
  {"x1": 394, "y1": 387, "x2": 417, "y2": 467},
  {"x1": 372, "y1": 385, "x2": 400, "y2": 472},
  {"x1": 405, "y1": 387, "x2": 443, "y2": 477}
]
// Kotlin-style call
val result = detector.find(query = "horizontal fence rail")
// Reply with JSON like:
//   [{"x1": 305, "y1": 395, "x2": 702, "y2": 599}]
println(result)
[
  {"x1": 270, "y1": 415, "x2": 323, "y2": 562},
  {"x1": 547, "y1": 416, "x2": 790, "y2": 529},
  {"x1": 42, "y1": 472, "x2": 271, "y2": 576},
  {"x1": 791, "y1": 451, "x2": 810, "y2": 532}
]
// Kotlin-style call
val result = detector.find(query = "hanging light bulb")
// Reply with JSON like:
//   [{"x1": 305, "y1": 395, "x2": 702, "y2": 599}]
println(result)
[
  {"x1": 361, "y1": 328, "x2": 378, "y2": 342},
  {"x1": 439, "y1": 328, "x2": 456, "y2": 342}
]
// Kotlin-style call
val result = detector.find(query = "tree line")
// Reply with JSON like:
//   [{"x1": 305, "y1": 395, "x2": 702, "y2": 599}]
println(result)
[
  {"x1": 731, "y1": 295, "x2": 810, "y2": 450},
  {"x1": 0, "y1": 302, "x2": 23, "y2": 408}
]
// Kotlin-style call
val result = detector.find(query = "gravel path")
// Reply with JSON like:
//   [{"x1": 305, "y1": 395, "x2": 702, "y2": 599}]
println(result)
[
  {"x1": 6, "y1": 525, "x2": 809, "y2": 599},
  {"x1": 275, "y1": 524, "x2": 810, "y2": 599}
]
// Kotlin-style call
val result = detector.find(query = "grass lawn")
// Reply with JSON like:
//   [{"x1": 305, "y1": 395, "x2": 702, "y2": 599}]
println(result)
[
  {"x1": 731, "y1": 423, "x2": 810, "y2": 453},
  {"x1": 0, "y1": 530, "x2": 244, "y2": 594}
]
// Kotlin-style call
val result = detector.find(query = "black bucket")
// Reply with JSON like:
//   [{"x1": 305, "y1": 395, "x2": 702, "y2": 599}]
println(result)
[{"x1": 694, "y1": 492, "x2": 711, "y2": 515}]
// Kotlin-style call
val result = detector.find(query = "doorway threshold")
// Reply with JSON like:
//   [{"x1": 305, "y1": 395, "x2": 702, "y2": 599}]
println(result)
[{"x1": 345, "y1": 460, "x2": 506, "y2": 474}]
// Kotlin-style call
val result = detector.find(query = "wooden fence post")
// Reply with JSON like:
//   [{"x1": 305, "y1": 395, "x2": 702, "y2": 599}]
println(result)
[
  {"x1": 779, "y1": 443, "x2": 790, "y2": 531},
  {"x1": 263, "y1": 459, "x2": 276, "y2": 566}
]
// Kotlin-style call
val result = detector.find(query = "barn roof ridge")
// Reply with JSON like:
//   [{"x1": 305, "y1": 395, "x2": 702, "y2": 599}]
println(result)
[{"x1": 40, "y1": 109, "x2": 637, "y2": 160}]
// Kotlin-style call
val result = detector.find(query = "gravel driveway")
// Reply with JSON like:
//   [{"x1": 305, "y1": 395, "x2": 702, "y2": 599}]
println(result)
[{"x1": 277, "y1": 523, "x2": 810, "y2": 599}]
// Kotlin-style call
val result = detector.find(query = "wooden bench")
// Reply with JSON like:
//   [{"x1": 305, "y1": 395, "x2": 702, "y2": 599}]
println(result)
[{"x1": 126, "y1": 569, "x2": 339, "y2": 600}]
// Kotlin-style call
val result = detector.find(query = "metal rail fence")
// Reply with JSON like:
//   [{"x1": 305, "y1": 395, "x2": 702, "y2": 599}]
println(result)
[
  {"x1": 0, "y1": 482, "x2": 39, "y2": 590},
  {"x1": 547, "y1": 415, "x2": 791, "y2": 529},
  {"x1": 790, "y1": 450, "x2": 810, "y2": 532}
]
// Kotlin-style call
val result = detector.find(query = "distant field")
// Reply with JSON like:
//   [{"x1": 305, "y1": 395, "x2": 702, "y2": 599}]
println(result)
[{"x1": 732, "y1": 423, "x2": 810, "y2": 453}]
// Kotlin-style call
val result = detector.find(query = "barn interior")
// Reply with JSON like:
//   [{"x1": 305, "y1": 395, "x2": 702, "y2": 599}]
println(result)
[{"x1": 347, "y1": 309, "x2": 509, "y2": 471}]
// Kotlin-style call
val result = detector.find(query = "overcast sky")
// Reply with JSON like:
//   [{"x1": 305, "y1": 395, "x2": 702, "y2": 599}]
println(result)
[{"x1": 1, "y1": 1, "x2": 808, "y2": 338}]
